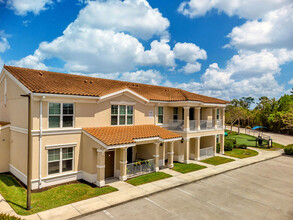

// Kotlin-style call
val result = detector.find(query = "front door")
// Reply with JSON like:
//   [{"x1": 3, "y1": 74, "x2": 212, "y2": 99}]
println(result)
[
  {"x1": 127, "y1": 147, "x2": 133, "y2": 163},
  {"x1": 105, "y1": 151, "x2": 114, "y2": 178}
]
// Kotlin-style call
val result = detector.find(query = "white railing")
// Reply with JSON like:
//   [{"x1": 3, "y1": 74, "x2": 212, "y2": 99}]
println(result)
[
  {"x1": 200, "y1": 146, "x2": 214, "y2": 158},
  {"x1": 216, "y1": 119, "x2": 223, "y2": 128},
  {"x1": 126, "y1": 159, "x2": 155, "y2": 178},
  {"x1": 200, "y1": 120, "x2": 214, "y2": 130}
]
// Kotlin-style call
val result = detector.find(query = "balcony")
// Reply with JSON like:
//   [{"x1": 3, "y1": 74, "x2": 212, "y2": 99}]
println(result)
[{"x1": 166, "y1": 119, "x2": 222, "y2": 132}]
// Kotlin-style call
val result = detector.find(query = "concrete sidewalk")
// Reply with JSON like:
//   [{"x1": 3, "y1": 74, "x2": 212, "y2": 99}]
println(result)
[{"x1": 0, "y1": 148, "x2": 282, "y2": 220}]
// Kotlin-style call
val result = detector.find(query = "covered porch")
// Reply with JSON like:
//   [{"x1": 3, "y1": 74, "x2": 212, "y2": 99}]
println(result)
[{"x1": 83, "y1": 125, "x2": 181, "y2": 187}]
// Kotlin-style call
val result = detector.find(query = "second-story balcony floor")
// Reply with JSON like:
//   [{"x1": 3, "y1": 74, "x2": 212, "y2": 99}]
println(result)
[{"x1": 164, "y1": 119, "x2": 223, "y2": 132}]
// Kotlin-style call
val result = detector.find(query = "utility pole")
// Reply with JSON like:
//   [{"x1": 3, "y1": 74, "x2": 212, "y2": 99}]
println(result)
[{"x1": 21, "y1": 93, "x2": 32, "y2": 210}]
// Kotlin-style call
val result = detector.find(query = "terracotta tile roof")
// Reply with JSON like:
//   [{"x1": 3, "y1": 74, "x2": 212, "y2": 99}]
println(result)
[
  {"x1": 4, "y1": 65, "x2": 229, "y2": 104},
  {"x1": 0, "y1": 121, "x2": 10, "y2": 127},
  {"x1": 83, "y1": 125, "x2": 182, "y2": 146}
]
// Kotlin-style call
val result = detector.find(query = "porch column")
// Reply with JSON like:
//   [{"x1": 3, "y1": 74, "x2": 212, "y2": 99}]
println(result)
[
  {"x1": 195, "y1": 107, "x2": 201, "y2": 131},
  {"x1": 213, "y1": 135, "x2": 217, "y2": 156},
  {"x1": 119, "y1": 148, "x2": 128, "y2": 181},
  {"x1": 183, "y1": 106, "x2": 190, "y2": 132},
  {"x1": 221, "y1": 108, "x2": 225, "y2": 128},
  {"x1": 220, "y1": 134, "x2": 225, "y2": 154},
  {"x1": 195, "y1": 137, "x2": 200, "y2": 161},
  {"x1": 184, "y1": 137, "x2": 190, "y2": 164},
  {"x1": 167, "y1": 142, "x2": 174, "y2": 168},
  {"x1": 213, "y1": 108, "x2": 218, "y2": 129},
  {"x1": 96, "y1": 149, "x2": 105, "y2": 187},
  {"x1": 153, "y1": 142, "x2": 160, "y2": 172},
  {"x1": 159, "y1": 142, "x2": 166, "y2": 167}
]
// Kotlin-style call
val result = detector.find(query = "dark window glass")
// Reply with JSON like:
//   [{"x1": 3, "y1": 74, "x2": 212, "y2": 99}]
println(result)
[
  {"x1": 63, "y1": 116, "x2": 73, "y2": 127},
  {"x1": 48, "y1": 161, "x2": 60, "y2": 175}
]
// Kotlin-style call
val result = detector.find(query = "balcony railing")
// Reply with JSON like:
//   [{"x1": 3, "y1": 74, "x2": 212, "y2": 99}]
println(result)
[
  {"x1": 200, "y1": 146, "x2": 214, "y2": 158},
  {"x1": 200, "y1": 120, "x2": 214, "y2": 130},
  {"x1": 126, "y1": 159, "x2": 155, "y2": 178},
  {"x1": 216, "y1": 119, "x2": 223, "y2": 128}
]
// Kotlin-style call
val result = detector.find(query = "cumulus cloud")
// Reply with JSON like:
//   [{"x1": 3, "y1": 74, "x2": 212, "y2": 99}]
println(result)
[
  {"x1": 228, "y1": 4, "x2": 293, "y2": 50},
  {"x1": 6, "y1": 0, "x2": 55, "y2": 16},
  {"x1": 11, "y1": 54, "x2": 49, "y2": 70},
  {"x1": 178, "y1": 0, "x2": 291, "y2": 19},
  {"x1": 13, "y1": 0, "x2": 206, "y2": 75},
  {"x1": 180, "y1": 62, "x2": 201, "y2": 74},
  {"x1": 0, "y1": 36, "x2": 10, "y2": 53},
  {"x1": 289, "y1": 79, "x2": 293, "y2": 85}
]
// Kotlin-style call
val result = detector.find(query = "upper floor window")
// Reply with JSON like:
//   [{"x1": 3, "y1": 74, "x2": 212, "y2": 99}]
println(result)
[
  {"x1": 158, "y1": 106, "x2": 164, "y2": 124},
  {"x1": 49, "y1": 103, "x2": 74, "y2": 128},
  {"x1": 48, "y1": 147, "x2": 73, "y2": 175},
  {"x1": 173, "y1": 107, "x2": 178, "y2": 122},
  {"x1": 217, "y1": 109, "x2": 220, "y2": 120},
  {"x1": 111, "y1": 105, "x2": 133, "y2": 125}
]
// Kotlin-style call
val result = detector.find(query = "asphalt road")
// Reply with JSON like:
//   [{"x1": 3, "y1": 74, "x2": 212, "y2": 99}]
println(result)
[{"x1": 78, "y1": 156, "x2": 293, "y2": 220}]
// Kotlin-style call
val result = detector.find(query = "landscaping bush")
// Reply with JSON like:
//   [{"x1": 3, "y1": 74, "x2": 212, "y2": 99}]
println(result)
[
  {"x1": 236, "y1": 144, "x2": 247, "y2": 149},
  {"x1": 284, "y1": 144, "x2": 293, "y2": 155},
  {"x1": 224, "y1": 140, "x2": 233, "y2": 151},
  {"x1": 0, "y1": 213, "x2": 22, "y2": 220},
  {"x1": 225, "y1": 138, "x2": 236, "y2": 146}
]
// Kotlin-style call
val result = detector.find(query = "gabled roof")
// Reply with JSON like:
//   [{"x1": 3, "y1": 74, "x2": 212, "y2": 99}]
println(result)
[
  {"x1": 83, "y1": 125, "x2": 181, "y2": 146},
  {"x1": 3, "y1": 65, "x2": 229, "y2": 104}
]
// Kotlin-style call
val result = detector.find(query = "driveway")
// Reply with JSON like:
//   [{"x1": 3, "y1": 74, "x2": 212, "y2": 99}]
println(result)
[
  {"x1": 77, "y1": 156, "x2": 293, "y2": 220},
  {"x1": 230, "y1": 126, "x2": 293, "y2": 146}
]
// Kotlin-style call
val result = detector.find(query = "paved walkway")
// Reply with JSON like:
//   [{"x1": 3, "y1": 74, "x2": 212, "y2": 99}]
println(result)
[
  {"x1": 230, "y1": 126, "x2": 293, "y2": 146},
  {"x1": 80, "y1": 156, "x2": 293, "y2": 220},
  {"x1": 0, "y1": 148, "x2": 282, "y2": 220}
]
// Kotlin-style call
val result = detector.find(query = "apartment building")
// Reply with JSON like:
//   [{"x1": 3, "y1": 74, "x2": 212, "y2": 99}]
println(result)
[{"x1": 0, "y1": 65, "x2": 228, "y2": 189}]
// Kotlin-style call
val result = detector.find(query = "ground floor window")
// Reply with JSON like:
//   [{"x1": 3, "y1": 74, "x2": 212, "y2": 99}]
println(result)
[{"x1": 48, "y1": 147, "x2": 73, "y2": 175}]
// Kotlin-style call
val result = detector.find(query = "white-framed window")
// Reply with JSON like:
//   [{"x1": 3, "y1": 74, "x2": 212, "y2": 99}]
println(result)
[
  {"x1": 48, "y1": 147, "x2": 74, "y2": 175},
  {"x1": 173, "y1": 107, "x2": 178, "y2": 122},
  {"x1": 111, "y1": 105, "x2": 134, "y2": 125},
  {"x1": 158, "y1": 106, "x2": 164, "y2": 124},
  {"x1": 49, "y1": 103, "x2": 74, "y2": 128},
  {"x1": 217, "y1": 108, "x2": 220, "y2": 120}
]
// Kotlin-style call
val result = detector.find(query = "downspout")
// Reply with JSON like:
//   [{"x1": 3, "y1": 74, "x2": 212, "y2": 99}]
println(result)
[{"x1": 39, "y1": 97, "x2": 43, "y2": 188}]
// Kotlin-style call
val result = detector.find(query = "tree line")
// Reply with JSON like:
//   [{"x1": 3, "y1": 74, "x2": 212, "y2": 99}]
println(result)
[{"x1": 225, "y1": 90, "x2": 293, "y2": 135}]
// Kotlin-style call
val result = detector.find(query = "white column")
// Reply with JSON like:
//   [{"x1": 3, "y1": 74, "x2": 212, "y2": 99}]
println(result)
[
  {"x1": 183, "y1": 107, "x2": 190, "y2": 132},
  {"x1": 96, "y1": 149, "x2": 105, "y2": 187},
  {"x1": 220, "y1": 134, "x2": 225, "y2": 154},
  {"x1": 195, "y1": 137, "x2": 200, "y2": 161},
  {"x1": 119, "y1": 148, "x2": 128, "y2": 181},
  {"x1": 184, "y1": 137, "x2": 190, "y2": 164},
  {"x1": 213, "y1": 108, "x2": 218, "y2": 129},
  {"x1": 221, "y1": 108, "x2": 225, "y2": 128},
  {"x1": 154, "y1": 142, "x2": 160, "y2": 172},
  {"x1": 167, "y1": 142, "x2": 174, "y2": 168},
  {"x1": 195, "y1": 107, "x2": 201, "y2": 130},
  {"x1": 213, "y1": 135, "x2": 217, "y2": 156}
]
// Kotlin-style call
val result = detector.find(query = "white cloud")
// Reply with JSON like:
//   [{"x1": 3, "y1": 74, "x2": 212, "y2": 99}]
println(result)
[
  {"x1": 13, "y1": 0, "x2": 206, "y2": 74},
  {"x1": 174, "y1": 42, "x2": 207, "y2": 63},
  {"x1": 136, "y1": 40, "x2": 175, "y2": 67},
  {"x1": 77, "y1": 0, "x2": 169, "y2": 40},
  {"x1": 6, "y1": 0, "x2": 55, "y2": 16},
  {"x1": 178, "y1": 0, "x2": 291, "y2": 19},
  {"x1": 228, "y1": 4, "x2": 293, "y2": 50},
  {"x1": 11, "y1": 54, "x2": 49, "y2": 70},
  {"x1": 0, "y1": 36, "x2": 10, "y2": 53},
  {"x1": 289, "y1": 79, "x2": 293, "y2": 85},
  {"x1": 180, "y1": 62, "x2": 201, "y2": 74}
]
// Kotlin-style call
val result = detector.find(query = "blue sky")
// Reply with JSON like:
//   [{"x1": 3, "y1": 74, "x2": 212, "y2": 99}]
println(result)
[{"x1": 0, "y1": 0, "x2": 293, "y2": 101}]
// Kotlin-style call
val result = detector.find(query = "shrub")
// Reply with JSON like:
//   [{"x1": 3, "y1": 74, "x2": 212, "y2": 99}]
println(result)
[
  {"x1": 224, "y1": 140, "x2": 233, "y2": 151},
  {"x1": 236, "y1": 144, "x2": 247, "y2": 149},
  {"x1": 216, "y1": 143, "x2": 220, "y2": 153},
  {"x1": 0, "y1": 213, "x2": 22, "y2": 220},
  {"x1": 226, "y1": 138, "x2": 236, "y2": 146},
  {"x1": 284, "y1": 144, "x2": 293, "y2": 155}
]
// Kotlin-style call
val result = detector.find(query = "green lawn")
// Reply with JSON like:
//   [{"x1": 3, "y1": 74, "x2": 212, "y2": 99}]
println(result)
[
  {"x1": 172, "y1": 162, "x2": 206, "y2": 174},
  {"x1": 225, "y1": 148, "x2": 258, "y2": 159},
  {"x1": 226, "y1": 133, "x2": 284, "y2": 151},
  {"x1": 126, "y1": 172, "x2": 172, "y2": 186},
  {"x1": 0, "y1": 174, "x2": 118, "y2": 216},
  {"x1": 201, "y1": 156, "x2": 235, "y2": 165}
]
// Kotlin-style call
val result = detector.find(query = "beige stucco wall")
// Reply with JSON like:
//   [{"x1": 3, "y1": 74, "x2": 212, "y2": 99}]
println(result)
[
  {"x1": 200, "y1": 136, "x2": 215, "y2": 149},
  {"x1": 10, "y1": 130, "x2": 27, "y2": 175},
  {"x1": 0, "y1": 127, "x2": 10, "y2": 173},
  {"x1": 0, "y1": 75, "x2": 28, "y2": 128},
  {"x1": 136, "y1": 143, "x2": 155, "y2": 160}
]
